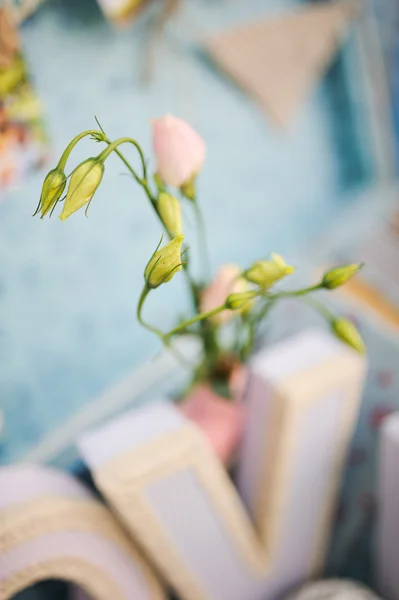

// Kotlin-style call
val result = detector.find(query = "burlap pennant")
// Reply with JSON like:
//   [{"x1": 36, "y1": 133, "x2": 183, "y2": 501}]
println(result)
[
  {"x1": 206, "y1": 1, "x2": 359, "y2": 127},
  {"x1": 0, "y1": 6, "x2": 19, "y2": 70}
]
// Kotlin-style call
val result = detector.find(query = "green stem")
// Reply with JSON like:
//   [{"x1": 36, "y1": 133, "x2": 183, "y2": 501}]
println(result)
[
  {"x1": 241, "y1": 298, "x2": 275, "y2": 359},
  {"x1": 111, "y1": 144, "x2": 199, "y2": 311},
  {"x1": 98, "y1": 137, "x2": 148, "y2": 184},
  {"x1": 268, "y1": 283, "x2": 321, "y2": 300},
  {"x1": 240, "y1": 318, "x2": 256, "y2": 362},
  {"x1": 103, "y1": 141, "x2": 157, "y2": 209},
  {"x1": 256, "y1": 297, "x2": 277, "y2": 322},
  {"x1": 101, "y1": 130, "x2": 201, "y2": 318},
  {"x1": 106, "y1": 140, "x2": 199, "y2": 313},
  {"x1": 183, "y1": 264, "x2": 201, "y2": 310},
  {"x1": 114, "y1": 148, "x2": 144, "y2": 187},
  {"x1": 57, "y1": 130, "x2": 97, "y2": 170},
  {"x1": 166, "y1": 304, "x2": 226, "y2": 338},
  {"x1": 137, "y1": 286, "x2": 196, "y2": 370},
  {"x1": 137, "y1": 287, "x2": 165, "y2": 338},
  {"x1": 299, "y1": 295, "x2": 335, "y2": 322},
  {"x1": 192, "y1": 198, "x2": 211, "y2": 279}
]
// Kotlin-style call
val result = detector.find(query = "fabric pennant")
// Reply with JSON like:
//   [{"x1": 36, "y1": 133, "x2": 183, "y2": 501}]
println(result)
[{"x1": 206, "y1": 1, "x2": 359, "y2": 127}]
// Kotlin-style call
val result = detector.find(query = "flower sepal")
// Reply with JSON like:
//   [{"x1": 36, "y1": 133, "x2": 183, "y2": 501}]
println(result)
[
  {"x1": 157, "y1": 192, "x2": 182, "y2": 237},
  {"x1": 36, "y1": 168, "x2": 66, "y2": 218},
  {"x1": 322, "y1": 264, "x2": 363, "y2": 290},
  {"x1": 245, "y1": 254, "x2": 294, "y2": 290},
  {"x1": 331, "y1": 318, "x2": 365, "y2": 354},
  {"x1": 60, "y1": 158, "x2": 104, "y2": 221},
  {"x1": 144, "y1": 234, "x2": 185, "y2": 289}
]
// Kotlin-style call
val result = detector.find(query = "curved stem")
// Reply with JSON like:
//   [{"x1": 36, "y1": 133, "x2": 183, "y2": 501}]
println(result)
[
  {"x1": 107, "y1": 141, "x2": 199, "y2": 313},
  {"x1": 103, "y1": 142, "x2": 160, "y2": 223},
  {"x1": 98, "y1": 137, "x2": 148, "y2": 182},
  {"x1": 107, "y1": 139, "x2": 200, "y2": 313},
  {"x1": 299, "y1": 295, "x2": 335, "y2": 322},
  {"x1": 57, "y1": 130, "x2": 98, "y2": 170},
  {"x1": 137, "y1": 287, "x2": 165, "y2": 338},
  {"x1": 165, "y1": 304, "x2": 226, "y2": 338},
  {"x1": 137, "y1": 286, "x2": 196, "y2": 370},
  {"x1": 102, "y1": 132, "x2": 200, "y2": 315},
  {"x1": 114, "y1": 147, "x2": 143, "y2": 187},
  {"x1": 106, "y1": 144, "x2": 157, "y2": 209}
]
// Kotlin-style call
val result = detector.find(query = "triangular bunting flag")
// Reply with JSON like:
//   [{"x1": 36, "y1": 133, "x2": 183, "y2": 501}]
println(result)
[
  {"x1": 206, "y1": 1, "x2": 359, "y2": 127},
  {"x1": 0, "y1": 5, "x2": 20, "y2": 69}
]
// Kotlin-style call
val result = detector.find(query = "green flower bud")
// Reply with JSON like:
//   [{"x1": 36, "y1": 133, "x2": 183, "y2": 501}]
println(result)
[
  {"x1": 322, "y1": 263, "x2": 363, "y2": 289},
  {"x1": 153, "y1": 172, "x2": 164, "y2": 191},
  {"x1": 331, "y1": 318, "x2": 366, "y2": 354},
  {"x1": 38, "y1": 168, "x2": 66, "y2": 217},
  {"x1": 245, "y1": 253, "x2": 294, "y2": 289},
  {"x1": 145, "y1": 234, "x2": 184, "y2": 289},
  {"x1": 157, "y1": 192, "x2": 182, "y2": 237},
  {"x1": 225, "y1": 290, "x2": 258, "y2": 310},
  {"x1": 60, "y1": 158, "x2": 104, "y2": 221},
  {"x1": 180, "y1": 175, "x2": 196, "y2": 201}
]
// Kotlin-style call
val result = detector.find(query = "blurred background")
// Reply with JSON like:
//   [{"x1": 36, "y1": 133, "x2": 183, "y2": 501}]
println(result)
[{"x1": 1, "y1": 0, "x2": 399, "y2": 583}]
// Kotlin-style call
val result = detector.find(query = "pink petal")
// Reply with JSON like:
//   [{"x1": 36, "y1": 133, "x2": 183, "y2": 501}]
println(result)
[
  {"x1": 200, "y1": 264, "x2": 242, "y2": 325},
  {"x1": 152, "y1": 115, "x2": 206, "y2": 187}
]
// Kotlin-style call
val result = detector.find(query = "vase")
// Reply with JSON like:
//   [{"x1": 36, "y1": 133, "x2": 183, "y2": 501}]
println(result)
[{"x1": 180, "y1": 364, "x2": 248, "y2": 465}]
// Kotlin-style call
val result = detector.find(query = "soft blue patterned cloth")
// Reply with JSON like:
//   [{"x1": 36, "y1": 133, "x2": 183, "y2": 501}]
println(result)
[{"x1": 0, "y1": 0, "x2": 375, "y2": 464}]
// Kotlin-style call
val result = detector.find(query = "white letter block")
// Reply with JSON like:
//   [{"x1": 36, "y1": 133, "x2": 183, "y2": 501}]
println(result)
[
  {"x1": 79, "y1": 330, "x2": 366, "y2": 600},
  {"x1": 0, "y1": 466, "x2": 165, "y2": 600},
  {"x1": 377, "y1": 412, "x2": 399, "y2": 600}
]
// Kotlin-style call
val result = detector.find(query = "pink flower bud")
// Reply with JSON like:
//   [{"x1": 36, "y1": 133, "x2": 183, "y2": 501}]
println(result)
[
  {"x1": 200, "y1": 264, "x2": 247, "y2": 326},
  {"x1": 152, "y1": 114, "x2": 206, "y2": 187}
]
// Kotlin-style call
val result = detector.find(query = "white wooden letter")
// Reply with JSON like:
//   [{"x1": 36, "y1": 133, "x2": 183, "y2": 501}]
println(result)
[
  {"x1": 79, "y1": 330, "x2": 366, "y2": 600},
  {"x1": 0, "y1": 465, "x2": 165, "y2": 600},
  {"x1": 377, "y1": 412, "x2": 399, "y2": 600}
]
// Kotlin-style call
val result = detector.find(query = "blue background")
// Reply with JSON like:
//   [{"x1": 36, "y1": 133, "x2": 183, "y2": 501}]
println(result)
[{"x1": 0, "y1": 0, "x2": 383, "y2": 464}]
